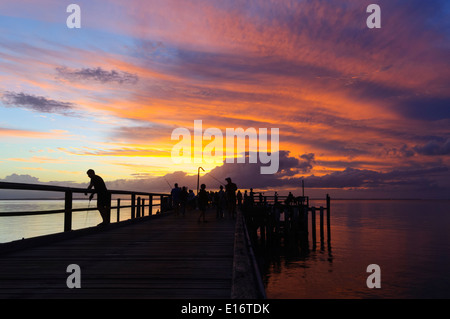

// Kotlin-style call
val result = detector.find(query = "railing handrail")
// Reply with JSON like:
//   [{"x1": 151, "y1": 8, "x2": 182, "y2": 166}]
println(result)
[
  {"x1": 0, "y1": 181, "x2": 172, "y2": 233},
  {"x1": 0, "y1": 181, "x2": 169, "y2": 196},
  {"x1": 0, "y1": 203, "x2": 162, "y2": 217}
]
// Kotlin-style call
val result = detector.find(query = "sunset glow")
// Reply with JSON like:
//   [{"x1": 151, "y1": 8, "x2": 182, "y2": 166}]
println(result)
[{"x1": 1, "y1": 0, "x2": 449, "y2": 198}]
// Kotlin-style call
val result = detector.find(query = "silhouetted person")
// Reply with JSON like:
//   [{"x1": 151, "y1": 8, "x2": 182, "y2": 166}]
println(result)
[
  {"x1": 216, "y1": 185, "x2": 226, "y2": 219},
  {"x1": 250, "y1": 188, "x2": 255, "y2": 206},
  {"x1": 187, "y1": 189, "x2": 196, "y2": 210},
  {"x1": 286, "y1": 192, "x2": 294, "y2": 205},
  {"x1": 85, "y1": 169, "x2": 110, "y2": 226},
  {"x1": 225, "y1": 177, "x2": 237, "y2": 219},
  {"x1": 197, "y1": 184, "x2": 208, "y2": 223},
  {"x1": 171, "y1": 183, "x2": 181, "y2": 215},
  {"x1": 237, "y1": 190, "x2": 242, "y2": 208},
  {"x1": 180, "y1": 186, "x2": 188, "y2": 216},
  {"x1": 243, "y1": 190, "x2": 248, "y2": 207}
]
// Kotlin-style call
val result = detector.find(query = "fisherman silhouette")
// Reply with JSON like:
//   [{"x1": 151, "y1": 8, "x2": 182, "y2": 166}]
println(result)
[
  {"x1": 197, "y1": 183, "x2": 208, "y2": 223},
  {"x1": 216, "y1": 185, "x2": 226, "y2": 219},
  {"x1": 85, "y1": 169, "x2": 110, "y2": 226},
  {"x1": 237, "y1": 190, "x2": 242, "y2": 208},
  {"x1": 225, "y1": 177, "x2": 237, "y2": 219},
  {"x1": 171, "y1": 183, "x2": 181, "y2": 215}
]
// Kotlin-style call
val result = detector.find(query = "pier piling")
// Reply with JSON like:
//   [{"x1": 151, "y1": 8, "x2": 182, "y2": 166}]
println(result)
[
  {"x1": 311, "y1": 207, "x2": 316, "y2": 248},
  {"x1": 320, "y1": 206, "x2": 324, "y2": 243},
  {"x1": 326, "y1": 194, "x2": 331, "y2": 241}
]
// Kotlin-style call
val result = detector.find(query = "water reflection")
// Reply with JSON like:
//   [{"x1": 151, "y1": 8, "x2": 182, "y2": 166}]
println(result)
[{"x1": 252, "y1": 200, "x2": 450, "y2": 299}]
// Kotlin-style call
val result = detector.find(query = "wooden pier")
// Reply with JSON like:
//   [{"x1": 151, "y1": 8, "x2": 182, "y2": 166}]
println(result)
[
  {"x1": 0, "y1": 209, "x2": 248, "y2": 299},
  {"x1": 0, "y1": 181, "x2": 265, "y2": 299},
  {"x1": 0, "y1": 181, "x2": 329, "y2": 299}
]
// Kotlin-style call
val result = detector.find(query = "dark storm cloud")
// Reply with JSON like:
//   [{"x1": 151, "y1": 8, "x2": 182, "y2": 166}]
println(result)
[
  {"x1": 395, "y1": 97, "x2": 450, "y2": 121},
  {"x1": 414, "y1": 138, "x2": 450, "y2": 156},
  {"x1": 203, "y1": 151, "x2": 449, "y2": 192},
  {"x1": 303, "y1": 166, "x2": 449, "y2": 190}
]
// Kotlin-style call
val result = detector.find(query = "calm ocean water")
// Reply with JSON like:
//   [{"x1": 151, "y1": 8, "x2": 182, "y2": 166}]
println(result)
[
  {"x1": 0, "y1": 199, "x2": 160, "y2": 244},
  {"x1": 260, "y1": 199, "x2": 450, "y2": 299},
  {"x1": 0, "y1": 199, "x2": 449, "y2": 299}
]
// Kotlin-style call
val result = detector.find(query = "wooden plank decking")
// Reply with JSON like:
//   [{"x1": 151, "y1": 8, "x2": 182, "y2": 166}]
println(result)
[{"x1": 0, "y1": 209, "x2": 237, "y2": 299}]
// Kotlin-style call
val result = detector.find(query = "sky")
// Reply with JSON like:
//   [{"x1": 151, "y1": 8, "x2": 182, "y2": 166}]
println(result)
[{"x1": 0, "y1": 0, "x2": 449, "y2": 199}]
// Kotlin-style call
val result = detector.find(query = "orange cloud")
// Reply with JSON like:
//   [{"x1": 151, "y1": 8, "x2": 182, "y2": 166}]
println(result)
[
  {"x1": 6, "y1": 156, "x2": 68, "y2": 164},
  {"x1": 0, "y1": 127, "x2": 70, "y2": 139}
]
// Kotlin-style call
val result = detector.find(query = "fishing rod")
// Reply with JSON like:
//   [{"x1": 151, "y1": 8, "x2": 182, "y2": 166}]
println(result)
[
  {"x1": 204, "y1": 171, "x2": 225, "y2": 186},
  {"x1": 163, "y1": 176, "x2": 173, "y2": 190}
]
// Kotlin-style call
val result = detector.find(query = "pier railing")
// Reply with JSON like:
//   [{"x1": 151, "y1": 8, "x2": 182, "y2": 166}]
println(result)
[{"x1": 0, "y1": 181, "x2": 171, "y2": 233}]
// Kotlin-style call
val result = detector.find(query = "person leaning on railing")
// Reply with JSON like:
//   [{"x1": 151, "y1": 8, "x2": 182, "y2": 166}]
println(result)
[{"x1": 85, "y1": 169, "x2": 110, "y2": 226}]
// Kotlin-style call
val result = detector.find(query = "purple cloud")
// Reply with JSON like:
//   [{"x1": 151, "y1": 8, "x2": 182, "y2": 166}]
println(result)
[
  {"x1": 2, "y1": 91, "x2": 75, "y2": 115},
  {"x1": 56, "y1": 67, "x2": 138, "y2": 85}
]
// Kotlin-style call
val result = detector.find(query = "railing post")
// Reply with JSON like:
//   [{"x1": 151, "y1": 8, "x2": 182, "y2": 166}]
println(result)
[
  {"x1": 142, "y1": 198, "x2": 145, "y2": 216},
  {"x1": 107, "y1": 192, "x2": 112, "y2": 224},
  {"x1": 149, "y1": 195, "x2": 153, "y2": 215},
  {"x1": 131, "y1": 193, "x2": 136, "y2": 219},
  {"x1": 64, "y1": 191, "x2": 72, "y2": 232},
  {"x1": 116, "y1": 198, "x2": 121, "y2": 222},
  {"x1": 137, "y1": 197, "x2": 141, "y2": 218},
  {"x1": 160, "y1": 195, "x2": 164, "y2": 213}
]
